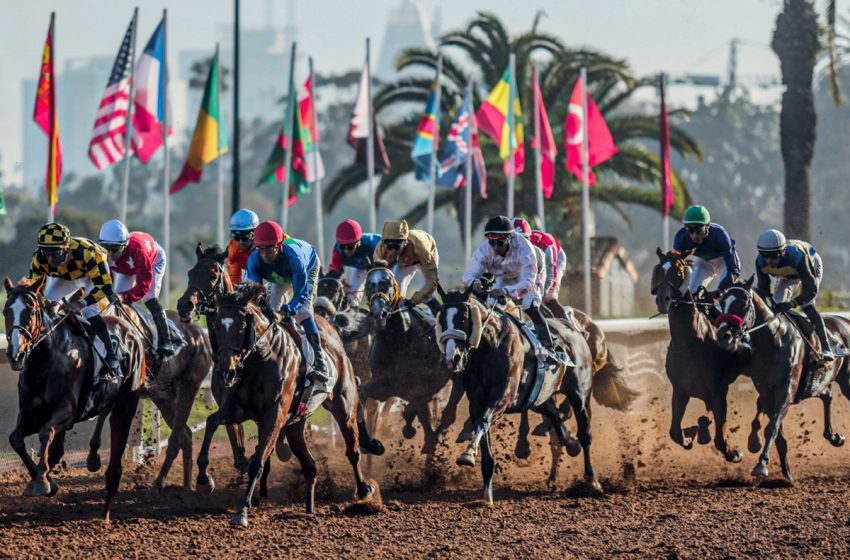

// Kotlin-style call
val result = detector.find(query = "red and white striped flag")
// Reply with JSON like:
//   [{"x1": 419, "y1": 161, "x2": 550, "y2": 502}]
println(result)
[{"x1": 88, "y1": 17, "x2": 135, "y2": 169}]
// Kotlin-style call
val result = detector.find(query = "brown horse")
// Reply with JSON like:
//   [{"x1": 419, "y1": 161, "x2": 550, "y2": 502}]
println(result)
[
  {"x1": 3, "y1": 276, "x2": 146, "y2": 523},
  {"x1": 195, "y1": 283, "x2": 378, "y2": 527},
  {"x1": 651, "y1": 248, "x2": 751, "y2": 463},
  {"x1": 715, "y1": 279, "x2": 850, "y2": 480}
]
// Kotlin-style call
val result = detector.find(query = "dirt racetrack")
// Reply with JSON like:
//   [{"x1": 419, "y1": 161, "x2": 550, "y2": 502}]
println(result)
[{"x1": 3, "y1": 337, "x2": 850, "y2": 558}]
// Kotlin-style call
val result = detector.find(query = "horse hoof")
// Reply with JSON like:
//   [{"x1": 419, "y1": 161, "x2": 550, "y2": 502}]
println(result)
[
  {"x1": 590, "y1": 479, "x2": 603, "y2": 493},
  {"x1": 830, "y1": 433, "x2": 846, "y2": 448},
  {"x1": 456, "y1": 451, "x2": 476, "y2": 467},
  {"x1": 747, "y1": 433, "x2": 763, "y2": 454},
  {"x1": 751, "y1": 464, "x2": 769, "y2": 478},
  {"x1": 402, "y1": 425, "x2": 416, "y2": 439},
  {"x1": 514, "y1": 441, "x2": 531, "y2": 459},
  {"x1": 29, "y1": 479, "x2": 51, "y2": 497},
  {"x1": 276, "y1": 441, "x2": 292, "y2": 462},
  {"x1": 531, "y1": 421, "x2": 550, "y2": 437},
  {"x1": 725, "y1": 449, "x2": 744, "y2": 464},
  {"x1": 46, "y1": 477, "x2": 59, "y2": 497},
  {"x1": 361, "y1": 438, "x2": 385, "y2": 456},
  {"x1": 86, "y1": 453, "x2": 102, "y2": 472},
  {"x1": 234, "y1": 458, "x2": 250, "y2": 474},
  {"x1": 565, "y1": 438, "x2": 582, "y2": 458},
  {"x1": 229, "y1": 512, "x2": 249, "y2": 528},
  {"x1": 696, "y1": 416, "x2": 712, "y2": 445},
  {"x1": 196, "y1": 477, "x2": 216, "y2": 495}
]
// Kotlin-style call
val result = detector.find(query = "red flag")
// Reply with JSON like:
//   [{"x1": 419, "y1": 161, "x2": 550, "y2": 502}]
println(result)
[
  {"x1": 564, "y1": 76, "x2": 617, "y2": 186},
  {"x1": 659, "y1": 75, "x2": 673, "y2": 218},
  {"x1": 531, "y1": 67, "x2": 556, "y2": 198},
  {"x1": 34, "y1": 14, "x2": 62, "y2": 211}
]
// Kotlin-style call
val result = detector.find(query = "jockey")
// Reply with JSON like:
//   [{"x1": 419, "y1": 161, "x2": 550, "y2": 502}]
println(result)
[
  {"x1": 226, "y1": 209, "x2": 259, "y2": 285},
  {"x1": 755, "y1": 229, "x2": 834, "y2": 361},
  {"x1": 99, "y1": 219, "x2": 178, "y2": 357},
  {"x1": 29, "y1": 222, "x2": 120, "y2": 374},
  {"x1": 512, "y1": 218, "x2": 547, "y2": 298},
  {"x1": 327, "y1": 219, "x2": 381, "y2": 307},
  {"x1": 246, "y1": 220, "x2": 328, "y2": 391},
  {"x1": 513, "y1": 218, "x2": 567, "y2": 300},
  {"x1": 673, "y1": 205, "x2": 741, "y2": 296},
  {"x1": 463, "y1": 215, "x2": 558, "y2": 362},
  {"x1": 373, "y1": 219, "x2": 441, "y2": 317}
]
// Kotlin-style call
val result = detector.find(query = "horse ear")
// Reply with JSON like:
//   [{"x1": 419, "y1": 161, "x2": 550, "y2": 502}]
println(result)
[
  {"x1": 4, "y1": 277, "x2": 13, "y2": 293},
  {"x1": 744, "y1": 275, "x2": 754, "y2": 290},
  {"x1": 33, "y1": 275, "x2": 47, "y2": 294},
  {"x1": 437, "y1": 282, "x2": 447, "y2": 302},
  {"x1": 196, "y1": 243, "x2": 205, "y2": 260},
  {"x1": 656, "y1": 247, "x2": 665, "y2": 260},
  {"x1": 463, "y1": 283, "x2": 475, "y2": 299}
]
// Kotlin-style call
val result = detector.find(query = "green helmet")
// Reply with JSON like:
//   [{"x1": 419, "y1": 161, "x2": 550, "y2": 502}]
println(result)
[{"x1": 683, "y1": 205, "x2": 711, "y2": 225}]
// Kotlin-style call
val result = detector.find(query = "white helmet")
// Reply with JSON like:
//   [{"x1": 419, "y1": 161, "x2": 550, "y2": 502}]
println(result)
[
  {"x1": 757, "y1": 229, "x2": 787, "y2": 253},
  {"x1": 99, "y1": 219, "x2": 130, "y2": 245}
]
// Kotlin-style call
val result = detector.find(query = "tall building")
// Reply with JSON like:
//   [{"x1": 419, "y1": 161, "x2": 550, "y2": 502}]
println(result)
[{"x1": 376, "y1": 0, "x2": 439, "y2": 82}]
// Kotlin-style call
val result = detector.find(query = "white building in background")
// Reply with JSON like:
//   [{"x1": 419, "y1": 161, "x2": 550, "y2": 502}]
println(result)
[{"x1": 376, "y1": 0, "x2": 440, "y2": 82}]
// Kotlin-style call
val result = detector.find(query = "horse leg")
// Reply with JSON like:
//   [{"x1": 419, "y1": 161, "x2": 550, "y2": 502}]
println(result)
[
  {"x1": 534, "y1": 399, "x2": 581, "y2": 457},
  {"x1": 775, "y1": 423, "x2": 793, "y2": 482},
  {"x1": 225, "y1": 423, "x2": 249, "y2": 473},
  {"x1": 567, "y1": 390, "x2": 600, "y2": 492},
  {"x1": 546, "y1": 427, "x2": 563, "y2": 490},
  {"x1": 285, "y1": 419, "x2": 318, "y2": 514},
  {"x1": 401, "y1": 403, "x2": 418, "y2": 440},
  {"x1": 417, "y1": 406, "x2": 438, "y2": 458},
  {"x1": 364, "y1": 399, "x2": 384, "y2": 473},
  {"x1": 149, "y1": 395, "x2": 181, "y2": 495},
  {"x1": 327, "y1": 396, "x2": 375, "y2": 501},
  {"x1": 669, "y1": 388, "x2": 693, "y2": 450},
  {"x1": 710, "y1": 392, "x2": 743, "y2": 463},
  {"x1": 86, "y1": 412, "x2": 108, "y2": 472},
  {"x1": 748, "y1": 397, "x2": 766, "y2": 454},
  {"x1": 820, "y1": 389, "x2": 846, "y2": 447},
  {"x1": 230, "y1": 411, "x2": 282, "y2": 527},
  {"x1": 433, "y1": 380, "x2": 465, "y2": 444},
  {"x1": 46, "y1": 431, "x2": 66, "y2": 495},
  {"x1": 9, "y1": 413, "x2": 39, "y2": 482},
  {"x1": 31, "y1": 404, "x2": 75, "y2": 497},
  {"x1": 254, "y1": 456, "x2": 271, "y2": 507},
  {"x1": 515, "y1": 410, "x2": 532, "y2": 459},
  {"x1": 457, "y1": 406, "x2": 491, "y2": 467},
  {"x1": 103, "y1": 392, "x2": 141, "y2": 524},
  {"x1": 752, "y1": 395, "x2": 789, "y2": 479},
  {"x1": 196, "y1": 410, "x2": 225, "y2": 494},
  {"x1": 480, "y1": 430, "x2": 496, "y2": 505}
]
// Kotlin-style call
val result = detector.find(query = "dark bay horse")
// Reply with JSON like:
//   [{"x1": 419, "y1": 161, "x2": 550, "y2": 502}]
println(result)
[
  {"x1": 437, "y1": 285, "x2": 612, "y2": 502},
  {"x1": 651, "y1": 248, "x2": 751, "y2": 463},
  {"x1": 3, "y1": 277, "x2": 146, "y2": 523},
  {"x1": 715, "y1": 279, "x2": 850, "y2": 480},
  {"x1": 196, "y1": 283, "x2": 378, "y2": 527}
]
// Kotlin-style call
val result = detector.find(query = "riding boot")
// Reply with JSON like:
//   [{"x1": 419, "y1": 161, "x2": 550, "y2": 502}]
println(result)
[
  {"x1": 306, "y1": 332, "x2": 330, "y2": 394},
  {"x1": 804, "y1": 306, "x2": 835, "y2": 361},
  {"x1": 90, "y1": 316, "x2": 120, "y2": 379},
  {"x1": 526, "y1": 304, "x2": 560, "y2": 364},
  {"x1": 146, "y1": 299, "x2": 179, "y2": 357}
]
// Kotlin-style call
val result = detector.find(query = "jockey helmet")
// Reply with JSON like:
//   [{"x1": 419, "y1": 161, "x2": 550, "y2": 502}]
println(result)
[
  {"x1": 336, "y1": 219, "x2": 363, "y2": 245},
  {"x1": 254, "y1": 221, "x2": 284, "y2": 247},
  {"x1": 98, "y1": 219, "x2": 130, "y2": 246},
  {"x1": 382, "y1": 219, "x2": 410, "y2": 241},
  {"x1": 683, "y1": 205, "x2": 711, "y2": 225},
  {"x1": 757, "y1": 229, "x2": 787, "y2": 253},
  {"x1": 484, "y1": 216, "x2": 515, "y2": 236},
  {"x1": 229, "y1": 209, "x2": 259, "y2": 231},
  {"x1": 37, "y1": 222, "x2": 70, "y2": 248},
  {"x1": 512, "y1": 217, "x2": 531, "y2": 237}
]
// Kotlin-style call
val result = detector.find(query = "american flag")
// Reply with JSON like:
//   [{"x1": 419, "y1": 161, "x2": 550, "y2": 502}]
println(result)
[{"x1": 88, "y1": 17, "x2": 135, "y2": 169}]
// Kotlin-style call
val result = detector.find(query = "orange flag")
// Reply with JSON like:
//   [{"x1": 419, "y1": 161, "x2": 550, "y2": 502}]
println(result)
[{"x1": 34, "y1": 14, "x2": 62, "y2": 211}]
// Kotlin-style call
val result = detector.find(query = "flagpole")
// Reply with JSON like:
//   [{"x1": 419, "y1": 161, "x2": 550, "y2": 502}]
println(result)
[
  {"x1": 309, "y1": 56, "x2": 325, "y2": 264},
  {"x1": 215, "y1": 43, "x2": 225, "y2": 248},
  {"x1": 120, "y1": 7, "x2": 139, "y2": 224},
  {"x1": 507, "y1": 52, "x2": 516, "y2": 219},
  {"x1": 47, "y1": 12, "x2": 56, "y2": 224},
  {"x1": 660, "y1": 73, "x2": 670, "y2": 250},
  {"x1": 281, "y1": 42, "x2": 297, "y2": 230},
  {"x1": 366, "y1": 38, "x2": 376, "y2": 233},
  {"x1": 426, "y1": 54, "x2": 442, "y2": 233},
  {"x1": 533, "y1": 62, "x2": 545, "y2": 231},
  {"x1": 162, "y1": 9, "x2": 170, "y2": 308},
  {"x1": 580, "y1": 67, "x2": 592, "y2": 315},
  {"x1": 464, "y1": 77, "x2": 474, "y2": 263}
]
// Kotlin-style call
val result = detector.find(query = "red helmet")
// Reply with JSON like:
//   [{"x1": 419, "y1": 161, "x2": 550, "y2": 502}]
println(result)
[
  {"x1": 336, "y1": 219, "x2": 363, "y2": 245},
  {"x1": 254, "y1": 221, "x2": 284, "y2": 247},
  {"x1": 512, "y1": 217, "x2": 531, "y2": 237}
]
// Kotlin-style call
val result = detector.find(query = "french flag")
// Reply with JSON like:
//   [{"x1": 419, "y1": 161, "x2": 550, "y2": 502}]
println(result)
[{"x1": 132, "y1": 18, "x2": 170, "y2": 163}]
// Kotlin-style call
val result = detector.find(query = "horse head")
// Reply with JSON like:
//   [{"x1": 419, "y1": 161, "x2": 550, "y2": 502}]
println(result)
[
  {"x1": 178, "y1": 243, "x2": 231, "y2": 323},
  {"x1": 212, "y1": 282, "x2": 268, "y2": 388},
  {"x1": 3, "y1": 276, "x2": 48, "y2": 371},
  {"x1": 715, "y1": 276, "x2": 757, "y2": 352},
  {"x1": 364, "y1": 264, "x2": 401, "y2": 331},
  {"x1": 434, "y1": 284, "x2": 481, "y2": 373},
  {"x1": 317, "y1": 271, "x2": 348, "y2": 312},
  {"x1": 651, "y1": 247, "x2": 695, "y2": 313}
]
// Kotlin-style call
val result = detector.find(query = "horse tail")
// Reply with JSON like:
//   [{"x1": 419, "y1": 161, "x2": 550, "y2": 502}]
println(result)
[{"x1": 591, "y1": 350, "x2": 639, "y2": 411}]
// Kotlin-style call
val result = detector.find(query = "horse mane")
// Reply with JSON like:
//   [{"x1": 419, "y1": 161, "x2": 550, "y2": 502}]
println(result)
[
  {"x1": 196, "y1": 243, "x2": 228, "y2": 263},
  {"x1": 17, "y1": 277, "x2": 39, "y2": 288},
  {"x1": 221, "y1": 281, "x2": 266, "y2": 307},
  {"x1": 372, "y1": 260, "x2": 389, "y2": 269}
]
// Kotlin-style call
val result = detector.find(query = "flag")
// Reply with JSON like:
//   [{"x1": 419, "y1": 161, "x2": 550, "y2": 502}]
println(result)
[
  {"x1": 532, "y1": 67, "x2": 556, "y2": 199},
  {"x1": 0, "y1": 185, "x2": 6, "y2": 216},
  {"x1": 436, "y1": 90, "x2": 487, "y2": 198},
  {"x1": 88, "y1": 16, "x2": 135, "y2": 169},
  {"x1": 34, "y1": 15, "x2": 62, "y2": 211},
  {"x1": 170, "y1": 49, "x2": 228, "y2": 193},
  {"x1": 411, "y1": 85, "x2": 439, "y2": 181},
  {"x1": 258, "y1": 77, "x2": 325, "y2": 206},
  {"x1": 348, "y1": 64, "x2": 390, "y2": 174},
  {"x1": 564, "y1": 76, "x2": 617, "y2": 186},
  {"x1": 132, "y1": 17, "x2": 170, "y2": 163},
  {"x1": 659, "y1": 74, "x2": 673, "y2": 218},
  {"x1": 475, "y1": 67, "x2": 524, "y2": 177}
]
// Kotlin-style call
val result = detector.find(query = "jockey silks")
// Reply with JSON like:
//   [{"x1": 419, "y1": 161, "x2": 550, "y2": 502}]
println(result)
[
  {"x1": 673, "y1": 222, "x2": 741, "y2": 289},
  {"x1": 246, "y1": 237, "x2": 319, "y2": 316}
]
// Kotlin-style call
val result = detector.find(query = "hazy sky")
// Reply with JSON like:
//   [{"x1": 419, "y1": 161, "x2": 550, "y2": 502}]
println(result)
[{"x1": 0, "y1": 0, "x2": 813, "y2": 180}]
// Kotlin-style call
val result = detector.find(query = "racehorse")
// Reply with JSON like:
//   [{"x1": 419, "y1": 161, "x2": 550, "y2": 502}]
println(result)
[
  {"x1": 195, "y1": 283, "x2": 378, "y2": 527},
  {"x1": 435, "y1": 284, "x2": 614, "y2": 502},
  {"x1": 351, "y1": 264, "x2": 465, "y2": 460},
  {"x1": 715, "y1": 278, "x2": 850, "y2": 480},
  {"x1": 651, "y1": 248, "x2": 751, "y2": 463},
  {"x1": 3, "y1": 276, "x2": 145, "y2": 523}
]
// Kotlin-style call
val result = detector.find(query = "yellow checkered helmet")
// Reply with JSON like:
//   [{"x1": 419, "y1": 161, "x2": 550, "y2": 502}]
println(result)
[{"x1": 37, "y1": 222, "x2": 70, "y2": 248}]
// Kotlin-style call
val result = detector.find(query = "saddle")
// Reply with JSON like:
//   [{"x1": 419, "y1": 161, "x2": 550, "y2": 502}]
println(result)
[
  {"x1": 280, "y1": 320, "x2": 338, "y2": 426},
  {"x1": 784, "y1": 311, "x2": 844, "y2": 403},
  {"x1": 128, "y1": 303, "x2": 186, "y2": 352}
]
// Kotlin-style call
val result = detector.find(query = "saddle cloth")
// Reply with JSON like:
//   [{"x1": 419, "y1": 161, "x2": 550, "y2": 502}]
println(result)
[{"x1": 128, "y1": 303, "x2": 186, "y2": 350}]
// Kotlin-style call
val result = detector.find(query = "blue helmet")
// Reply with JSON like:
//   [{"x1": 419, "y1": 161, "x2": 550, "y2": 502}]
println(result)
[{"x1": 229, "y1": 209, "x2": 259, "y2": 231}]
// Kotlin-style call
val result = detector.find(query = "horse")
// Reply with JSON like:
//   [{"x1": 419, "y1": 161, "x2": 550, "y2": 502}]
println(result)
[
  {"x1": 435, "y1": 284, "x2": 611, "y2": 502},
  {"x1": 175, "y1": 243, "x2": 249, "y2": 472},
  {"x1": 3, "y1": 276, "x2": 146, "y2": 523},
  {"x1": 651, "y1": 248, "x2": 751, "y2": 463},
  {"x1": 195, "y1": 283, "x2": 378, "y2": 527},
  {"x1": 348, "y1": 264, "x2": 465, "y2": 460},
  {"x1": 715, "y1": 278, "x2": 850, "y2": 480}
]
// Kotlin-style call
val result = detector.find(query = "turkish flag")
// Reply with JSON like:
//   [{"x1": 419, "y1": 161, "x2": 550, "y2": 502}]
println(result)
[{"x1": 564, "y1": 76, "x2": 617, "y2": 186}]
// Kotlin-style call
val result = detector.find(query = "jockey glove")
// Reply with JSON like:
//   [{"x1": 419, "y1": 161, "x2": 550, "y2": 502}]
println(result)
[
  {"x1": 279, "y1": 303, "x2": 294, "y2": 317},
  {"x1": 471, "y1": 280, "x2": 484, "y2": 294},
  {"x1": 774, "y1": 301, "x2": 796, "y2": 314},
  {"x1": 490, "y1": 287, "x2": 508, "y2": 299},
  {"x1": 62, "y1": 298, "x2": 84, "y2": 314}
]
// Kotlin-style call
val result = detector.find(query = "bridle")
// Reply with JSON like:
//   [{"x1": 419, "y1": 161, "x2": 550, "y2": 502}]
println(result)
[
  {"x1": 214, "y1": 303, "x2": 277, "y2": 387},
  {"x1": 318, "y1": 275, "x2": 347, "y2": 308},
  {"x1": 186, "y1": 260, "x2": 229, "y2": 317},
  {"x1": 4, "y1": 292, "x2": 72, "y2": 365},
  {"x1": 715, "y1": 287, "x2": 757, "y2": 340},
  {"x1": 367, "y1": 267, "x2": 401, "y2": 312}
]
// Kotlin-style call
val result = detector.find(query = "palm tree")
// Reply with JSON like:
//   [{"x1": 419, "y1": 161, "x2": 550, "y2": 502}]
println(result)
[{"x1": 325, "y1": 12, "x2": 701, "y2": 248}]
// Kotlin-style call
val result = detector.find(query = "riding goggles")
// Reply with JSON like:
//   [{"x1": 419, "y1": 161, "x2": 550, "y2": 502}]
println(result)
[
  {"x1": 383, "y1": 240, "x2": 405, "y2": 251},
  {"x1": 38, "y1": 247, "x2": 66, "y2": 258},
  {"x1": 101, "y1": 243, "x2": 127, "y2": 254},
  {"x1": 686, "y1": 225, "x2": 707, "y2": 234},
  {"x1": 486, "y1": 233, "x2": 512, "y2": 247},
  {"x1": 760, "y1": 250, "x2": 783, "y2": 260},
  {"x1": 340, "y1": 241, "x2": 360, "y2": 251},
  {"x1": 231, "y1": 231, "x2": 254, "y2": 242}
]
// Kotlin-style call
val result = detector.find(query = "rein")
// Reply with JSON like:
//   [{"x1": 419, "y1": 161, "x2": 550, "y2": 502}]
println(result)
[
  {"x1": 215, "y1": 304, "x2": 278, "y2": 384},
  {"x1": 187, "y1": 261, "x2": 228, "y2": 316}
]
